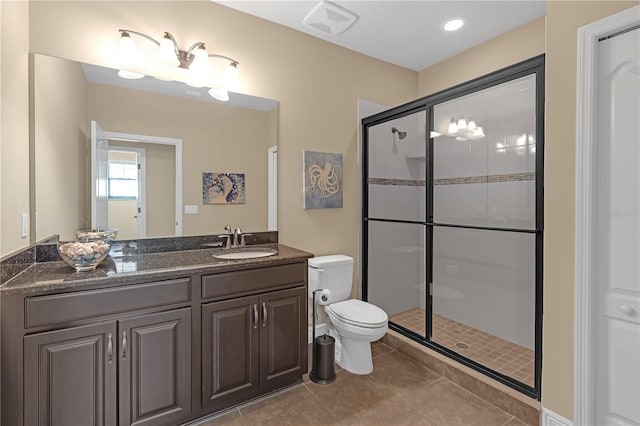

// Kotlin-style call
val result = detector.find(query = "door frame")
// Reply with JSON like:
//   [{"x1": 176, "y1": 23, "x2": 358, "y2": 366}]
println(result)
[
  {"x1": 267, "y1": 145, "x2": 277, "y2": 231},
  {"x1": 93, "y1": 128, "x2": 183, "y2": 236},
  {"x1": 574, "y1": 6, "x2": 639, "y2": 426}
]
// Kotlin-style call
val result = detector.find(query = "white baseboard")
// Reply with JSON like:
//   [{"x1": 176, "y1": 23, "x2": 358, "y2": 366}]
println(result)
[
  {"x1": 308, "y1": 323, "x2": 328, "y2": 344},
  {"x1": 542, "y1": 408, "x2": 573, "y2": 426}
]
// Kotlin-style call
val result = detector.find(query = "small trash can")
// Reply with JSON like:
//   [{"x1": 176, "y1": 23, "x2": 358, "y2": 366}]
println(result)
[{"x1": 310, "y1": 334, "x2": 336, "y2": 384}]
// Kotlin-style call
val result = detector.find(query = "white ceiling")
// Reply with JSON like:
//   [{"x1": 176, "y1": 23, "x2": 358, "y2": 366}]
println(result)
[{"x1": 215, "y1": 0, "x2": 547, "y2": 71}]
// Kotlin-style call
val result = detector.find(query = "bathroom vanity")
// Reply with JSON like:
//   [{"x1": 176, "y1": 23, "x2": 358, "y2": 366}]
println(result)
[{"x1": 1, "y1": 242, "x2": 312, "y2": 426}]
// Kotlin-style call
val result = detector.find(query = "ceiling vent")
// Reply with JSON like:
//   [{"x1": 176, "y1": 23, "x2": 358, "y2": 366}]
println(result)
[{"x1": 302, "y1": 1, "x2": 358, "y2": 36}]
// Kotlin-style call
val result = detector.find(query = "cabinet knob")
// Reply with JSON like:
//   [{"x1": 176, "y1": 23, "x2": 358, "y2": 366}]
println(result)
[{"x1": 619, "y1": 304, "x2": 635, "y2": 315}]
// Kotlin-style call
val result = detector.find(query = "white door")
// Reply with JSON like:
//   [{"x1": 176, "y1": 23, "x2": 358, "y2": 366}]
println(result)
[
  {"x1": 91, "y1": 121, "x2": 109, "y2": 230},
  {"x1": 595, "y1": 27, "x2": 640, "y2": 426}
]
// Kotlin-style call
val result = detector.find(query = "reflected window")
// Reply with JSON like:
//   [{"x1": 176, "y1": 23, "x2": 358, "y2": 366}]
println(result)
[{"x1": 107, "y1": 161, "x2": 138, "y2": 200}]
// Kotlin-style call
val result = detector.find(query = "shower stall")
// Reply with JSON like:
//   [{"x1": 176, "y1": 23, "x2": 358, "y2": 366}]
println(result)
[{"x1": 362, "y1": 56, "x2": 544, "y2": 398}]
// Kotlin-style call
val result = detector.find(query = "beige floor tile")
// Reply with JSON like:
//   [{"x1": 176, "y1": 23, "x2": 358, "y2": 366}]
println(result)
[
  {"x1": 239, "y1": 385, "x2": 336, "y2": 425},
  {"x1": 410, "y1": 380, "x2": 513, "y2": 426},
  {"x1": 369, "y1": 351, "x2": 442, "y2": 395},
  {"x1": 192, "y1": 408, "x2": 243, "y2": 425},
  {"x1": 371, "y1": 340, "x2": 395, "y2": 358},
  {"x1": 305, "y1": 370, "x2": 391, "y2": 420}
]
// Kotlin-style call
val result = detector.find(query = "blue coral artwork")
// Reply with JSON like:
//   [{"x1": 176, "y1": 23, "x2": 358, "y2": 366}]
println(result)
[
  {"x1": 203, "y1": 172, "x2": 246, "y2": 204},
  {"x1": 303, "y1": 151, "x2": 343, "y2": 209}
]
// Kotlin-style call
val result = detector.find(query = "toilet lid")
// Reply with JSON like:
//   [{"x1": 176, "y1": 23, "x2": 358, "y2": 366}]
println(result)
[{"x1": 326, "y1": 299, "x2": 388, "y2": 328}]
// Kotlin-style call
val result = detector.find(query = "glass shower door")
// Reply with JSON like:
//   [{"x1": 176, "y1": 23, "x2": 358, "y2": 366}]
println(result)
[
  {"x1": 365, "y1": 110, "x2": 427, "y2": 338},
  {"x1": 430, "y1": 74, "x2": 538, "y2": 387}
]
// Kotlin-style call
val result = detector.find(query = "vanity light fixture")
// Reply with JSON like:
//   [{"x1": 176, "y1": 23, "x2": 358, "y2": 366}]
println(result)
[
  {"x1": 442, "y1": 18, "x2": 464, "y2": 32},
  {"x1": 117, "y1": 29, "x2": 239, "y2": 101},
  {"x1": 441, "y1": 116, "x2": 485, "y2": 140}
]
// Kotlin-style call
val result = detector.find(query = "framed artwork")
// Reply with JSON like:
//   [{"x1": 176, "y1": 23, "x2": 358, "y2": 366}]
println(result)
[
  {"x1": 303, "y1": 151, "x2": 343, "y2": 209},
  {"x1": 203, "y1": 172, "x2": 246, "y2": 204}
]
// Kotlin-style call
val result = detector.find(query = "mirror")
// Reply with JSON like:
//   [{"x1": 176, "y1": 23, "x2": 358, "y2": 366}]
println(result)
[{"x1": 32, "y1": 54, "x2": 278, "y2": 241}]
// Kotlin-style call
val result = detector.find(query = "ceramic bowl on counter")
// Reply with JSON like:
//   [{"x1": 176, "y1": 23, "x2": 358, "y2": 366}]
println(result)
[
  {"x1": 76, "y1": 228, "x2": 118, "y2": 242},
  {"x1": 58, "y1": 240, "x2": 112, "y2": 272}
]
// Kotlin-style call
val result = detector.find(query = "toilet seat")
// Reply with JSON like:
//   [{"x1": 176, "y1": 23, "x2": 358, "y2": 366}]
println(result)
[{"x1": 326, "y1": 299, "x2": 388, "y2": 329}]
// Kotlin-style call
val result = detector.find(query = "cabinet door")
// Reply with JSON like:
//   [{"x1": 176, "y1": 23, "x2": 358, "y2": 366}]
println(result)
[
  {"x1": 202, "y1": 295, "x2": 260, "y2": 411},
  {"x1": 24, "y1": 321, "x2": 117, "y2": 426},
  {"x1": 260, "y1": 286, "x2": 307, "y2": 391},
  {"x1": 118, "y1": 308, "x2": 191, "y2": 426}
]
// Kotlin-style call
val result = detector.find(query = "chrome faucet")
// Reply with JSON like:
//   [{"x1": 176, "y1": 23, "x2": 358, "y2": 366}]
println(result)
[
  {"x1": 233, "y1": 227, "x2": 243, "y2": 248},
  {"x1": 218, "y1": 225, "x2": 233, "y2": 249}
]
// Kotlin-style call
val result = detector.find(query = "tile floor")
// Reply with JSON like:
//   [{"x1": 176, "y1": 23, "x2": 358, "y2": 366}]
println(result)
[
  {"x1": 390, "y1": 308, "x2": 535, "y2": 386},
  {"x1": 194, "y1": 341, "x2": 528, "y2": 426}
]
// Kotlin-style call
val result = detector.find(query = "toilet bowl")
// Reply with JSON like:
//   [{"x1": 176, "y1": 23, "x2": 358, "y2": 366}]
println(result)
[{"x1": 308, "y1": 255, "x2": 388, "y2": 375}]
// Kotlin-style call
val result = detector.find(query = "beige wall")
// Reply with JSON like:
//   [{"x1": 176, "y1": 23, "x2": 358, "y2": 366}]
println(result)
[
  {"x1": 28, "y1": 1, "x2": 419, "y2": 269},
  {"x1": 1, "y1": 1, "x2": 29, "y2": 256},
  {"x1": 34, "y1": 54, "x2": 89, "y2": 242},
  {"x1": 87, "y1": 82, "x2": 273, "y2": 235},
  {"x1": 543, "y1": 1, "x2": 638, "y2": 419},
  {"x1": 107, "y1": 140, "x2": 176, "y2": 238},
  {"x1": 418, "y1": 17, "x2": 545, "y2": 97}
]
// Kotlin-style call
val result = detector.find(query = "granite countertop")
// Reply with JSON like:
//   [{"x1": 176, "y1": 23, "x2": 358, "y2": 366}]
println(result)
[{"x1": 1, "y1": 244, "x2": 313, "y2": 296}]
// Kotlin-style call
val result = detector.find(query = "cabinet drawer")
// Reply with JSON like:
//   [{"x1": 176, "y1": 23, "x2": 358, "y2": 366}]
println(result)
[
  {"x1": 202, "y1": 262, "x2": 306, "y2": 300},
  {"x1": 25, "y1": 278, "x2": 191, "y2": 329}
]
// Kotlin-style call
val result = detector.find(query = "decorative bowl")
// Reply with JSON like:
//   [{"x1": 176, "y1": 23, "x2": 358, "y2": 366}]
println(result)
[
  {"x1": 76, "y1": 228, "x2": 118, "y2": 242},
  {"x1": 58, "y1": 240, "x2": 112, "y2": 272}
]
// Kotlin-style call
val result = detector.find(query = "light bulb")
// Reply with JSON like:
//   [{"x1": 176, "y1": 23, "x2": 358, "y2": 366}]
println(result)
[
  {"x1": 447, "y1": 118, "x2": 458, "y2": 134},
  {"x1": 457, "y1": 117, "x2": 467, "y2": 130},
  {"x1": 467, "y1": 120, "x2": 476, "y2": 130},
  {"x1": 187, "y1": 45, "x2": 210, "y2": 87},
  {"x1": 119, "y1": 32, "x2": 138, "y2": 62},
  {"x1": 472, "y1": 126, "x2": 485, "y2": 138},
  {"x1": 157, "y1": 33, "x2": 180, "y2": 67},
  {"x1": 430, "y1": 131, "x2": 442, "y2": 138},
  {"x1": 208, "y1": 88, "x2": 229, "y2": 102},
  {"x1": 223, "y1": 62, "x2": 238, "y2": 88}
]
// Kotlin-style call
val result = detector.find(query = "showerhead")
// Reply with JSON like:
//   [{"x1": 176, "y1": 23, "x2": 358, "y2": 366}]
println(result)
[{"x1": 391, "y1": 127, "x2": 407, "y2": 140}]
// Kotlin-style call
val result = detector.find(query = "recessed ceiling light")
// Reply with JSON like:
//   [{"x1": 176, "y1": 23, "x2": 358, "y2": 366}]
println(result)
[{"x1": 443, "y1": 18, "x2": 464, "y2": 32}]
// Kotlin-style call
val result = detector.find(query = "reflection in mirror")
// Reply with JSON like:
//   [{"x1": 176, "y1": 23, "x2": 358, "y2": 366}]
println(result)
[{"x1": 33, "y1": 54, "x2": 278, "y2": 242}]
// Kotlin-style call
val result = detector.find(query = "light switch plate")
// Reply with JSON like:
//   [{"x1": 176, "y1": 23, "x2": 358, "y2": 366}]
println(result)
[{"x1": 184, "y1": 205, "x2": 198, "y2": 214}]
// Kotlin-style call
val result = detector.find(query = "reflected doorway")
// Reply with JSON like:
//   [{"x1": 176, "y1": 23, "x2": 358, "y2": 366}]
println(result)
[{"x1": 107, "y1": 148, "x2": 145, "y2": 239}]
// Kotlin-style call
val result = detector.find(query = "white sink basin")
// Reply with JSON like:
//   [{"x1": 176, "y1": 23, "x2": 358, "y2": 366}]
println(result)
[{"x1": 213, "y1": 248, "x2": 278, "y2": 260}]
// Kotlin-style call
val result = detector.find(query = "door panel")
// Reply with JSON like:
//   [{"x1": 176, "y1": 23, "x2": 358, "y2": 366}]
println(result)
[
  {"x1": 201, "y1": 296, "x2": 260, "y2": 411},
  {"x1": 24, "y1": 321, "x2": 117, "y2": 426},
  {"x1": 118, "y1": 308, "x2": 191, "y2": 426},
  {"x1": 596, "y1": 27, "x2": 640, "y2": 426},
  {"x1": 91, "y1": 120, "x2": 109, "y2": 230},
  {"x1": 260, "y1": 287, "x2": 307, "y2": 391}
]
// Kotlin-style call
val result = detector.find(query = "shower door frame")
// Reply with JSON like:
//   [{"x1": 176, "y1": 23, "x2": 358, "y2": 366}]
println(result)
[{"x1": 361, "y1": 55, "x2": 545, "y2": 400}]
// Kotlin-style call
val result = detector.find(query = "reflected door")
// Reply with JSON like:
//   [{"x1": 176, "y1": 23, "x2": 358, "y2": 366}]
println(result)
[
  {"x1": 595, "y1": 27, "x2": 640, "y2": 426},
  {"x1": 91, "y1": 121, "x2": 109, "y2": 230}
]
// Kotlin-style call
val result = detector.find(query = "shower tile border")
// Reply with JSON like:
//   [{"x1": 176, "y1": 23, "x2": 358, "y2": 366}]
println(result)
[
  {"x1": 382, "y1": 330, "x2": 540, "y2": 426},
  {"x1": 368, "y1": 172, "x2": 536, "y2": 187}
]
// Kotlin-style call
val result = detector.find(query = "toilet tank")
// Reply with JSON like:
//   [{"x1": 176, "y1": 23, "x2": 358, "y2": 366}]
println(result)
[{"x1": 308, "y1": 255, "x2": 353, "y2": 303}]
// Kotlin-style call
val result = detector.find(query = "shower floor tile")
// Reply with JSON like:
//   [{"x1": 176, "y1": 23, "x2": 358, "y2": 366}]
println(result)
[{"x1": 389, "y1": 308, "x2": 534, "y2": 387}]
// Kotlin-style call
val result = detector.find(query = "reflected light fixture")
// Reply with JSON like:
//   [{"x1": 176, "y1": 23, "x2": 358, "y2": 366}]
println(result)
[
  {"x1": 117, "y1": 29, "x2": 239, "y2": 101},
  {"x1": 440, "y1": 116, "x2": 485, "y2": 141}
]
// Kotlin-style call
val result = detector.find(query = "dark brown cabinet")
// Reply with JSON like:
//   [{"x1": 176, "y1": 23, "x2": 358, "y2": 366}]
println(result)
[
  {"x1": 202, "y1": 287, "x2": 307, "y2": 412},
  {"x1": 24, "y1": 308, "x2": 191, "y2": 426},
  {"x1": 4, "y1": 258, "x2": 309, "y2": 426},
  {"x1": 24, "y1": 321, "x2": 117, "y2": 426},
  {"x1": 118, "y1": 308, "x2": 191, "y2": 426}
]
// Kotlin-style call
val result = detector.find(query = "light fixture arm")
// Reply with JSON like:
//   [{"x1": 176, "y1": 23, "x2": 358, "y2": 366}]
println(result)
[
  {"x1": 208, "y1": 53, "x2": 239, "y2": 66},
  {"x1": 118, "y1": 29, "x2": 160, "y2": 46}
]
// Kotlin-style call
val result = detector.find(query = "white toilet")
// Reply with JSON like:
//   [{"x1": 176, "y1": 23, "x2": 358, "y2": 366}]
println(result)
[{"x1": 308, "y1": 255, "x2": 388, "y2": 375}]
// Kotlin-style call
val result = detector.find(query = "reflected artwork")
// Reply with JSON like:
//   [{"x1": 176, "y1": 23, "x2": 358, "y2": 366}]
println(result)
[
  {"x1": 203, "y1": 172, "x2": 246, "y2": 204},
  {"x1": 303, "y1": 151, "x2": 343, "y2": 209}
]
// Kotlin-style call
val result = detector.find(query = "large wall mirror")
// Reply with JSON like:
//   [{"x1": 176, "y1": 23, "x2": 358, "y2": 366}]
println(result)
[{"x1": 32, "y1": 54, "x2": 278, "y2": 242}]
